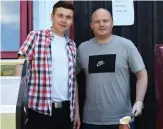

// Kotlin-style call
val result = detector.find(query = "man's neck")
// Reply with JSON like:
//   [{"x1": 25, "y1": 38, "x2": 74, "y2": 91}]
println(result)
[
  {"x1": 95, "y1": 34, "x2": 113, "y2": 44},
  {"x1": 52, "y1": 27, "x2": 65, "y2": 37}
]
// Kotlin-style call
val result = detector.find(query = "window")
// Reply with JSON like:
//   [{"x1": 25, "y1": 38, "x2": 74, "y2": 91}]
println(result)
[
  {"x1": 0, "y1": 1, "x2": 33, "y2": 59},
  {"x1": 1, "y1": 1, "x2": 20, "y2": 52}
]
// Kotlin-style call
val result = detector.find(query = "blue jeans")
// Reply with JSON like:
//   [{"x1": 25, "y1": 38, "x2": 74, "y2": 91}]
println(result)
[{"x1": 82, "y1": 122, "x2": 135, "y2": 129}]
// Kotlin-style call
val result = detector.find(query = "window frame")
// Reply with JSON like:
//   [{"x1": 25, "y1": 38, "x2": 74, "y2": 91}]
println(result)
[{"x1": 1, "y1": 1, "x2": 33, "y2": 59}]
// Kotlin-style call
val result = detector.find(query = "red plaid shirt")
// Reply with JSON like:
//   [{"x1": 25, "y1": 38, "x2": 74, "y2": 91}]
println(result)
[{"x1": 18, "y1": 28, "x2": 77, "y2": 121}]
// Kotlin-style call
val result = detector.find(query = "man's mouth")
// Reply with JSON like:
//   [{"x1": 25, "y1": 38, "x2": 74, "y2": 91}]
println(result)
[
  {"x1": 59, "y1": 24, "x2": 66, "y2": 28},
  {"x1": 99, "y1": 28, "x2": 106, "y2": 30}
]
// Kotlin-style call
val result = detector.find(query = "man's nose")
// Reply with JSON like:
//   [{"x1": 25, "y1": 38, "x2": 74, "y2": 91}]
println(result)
[
  {"x1": 61, "y1": 17, "x2": 66, "y2": 23},
  {"x1": 99, "y1": 21, "x2": 104, "y2": 26}
]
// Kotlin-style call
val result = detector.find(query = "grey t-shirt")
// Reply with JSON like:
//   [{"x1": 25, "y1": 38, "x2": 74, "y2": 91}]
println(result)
[{"x1": 77, "y1": 35, "x2": 145, "y2": 125}]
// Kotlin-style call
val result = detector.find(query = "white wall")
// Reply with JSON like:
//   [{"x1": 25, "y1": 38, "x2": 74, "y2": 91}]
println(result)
[{"x1": 0, "y1": 77, "x2": 20, "y2": 106}]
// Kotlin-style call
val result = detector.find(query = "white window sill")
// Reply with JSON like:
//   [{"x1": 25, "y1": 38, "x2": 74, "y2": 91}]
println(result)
[{"x1": 0, "y1": 76, "x2": 21, "y2": 80}]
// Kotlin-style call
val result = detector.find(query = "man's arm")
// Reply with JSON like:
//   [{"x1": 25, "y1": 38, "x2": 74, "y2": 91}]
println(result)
[
  {"x1": 15, "y1": 55, "x2": 25, "y2": 76},
  {"x1": 132, "y1": 69, "x2": 148, "y2": 117},
  {"x1": 18, "y1": 55, "x2": 25, "y2": 59},
  {"x1": 135, "y1": 69, "x2": 148, "y2": 102},
  {"x1": 15, "y1": 30, "x2": 36, "y2": 76},
  {"x1": 18, "y1": 30, "x2": 36, "y2": 61},
  {"x1": 73, "y1": 79, "x2": 80, "y2": 129},
  {"x1": 75, "y1": 79, "x2": 79, "y2": 114}
]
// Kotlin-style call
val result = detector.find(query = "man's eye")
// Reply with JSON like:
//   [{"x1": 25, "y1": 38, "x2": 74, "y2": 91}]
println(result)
[
  {"x1": 94, "y1": 21, "x2": 100, "y2": 23},
  {"x1": 58, "y1": 14, "x2": 63, "y2": 18},
  {"x1": 103, "y1": 20, "x2": 109, "y2": 23},
  {"x1": 67, "y1": 16, "x2": 72, "y2": 20}
]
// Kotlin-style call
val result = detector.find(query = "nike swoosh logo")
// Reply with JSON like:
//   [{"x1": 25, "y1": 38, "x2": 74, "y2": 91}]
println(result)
[{"x1": 96, "y1": 61, "x2": 105, "y2": 67}]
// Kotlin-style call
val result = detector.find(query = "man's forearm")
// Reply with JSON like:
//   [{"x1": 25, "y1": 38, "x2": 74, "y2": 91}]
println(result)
[
  {"x1": 135, "y1": 69, "x2": 148, "y2": 102},
  {"x1": 75, "y1": 80, "x2": 79, "y2": 113},
  {"x1": 15, "y1": 55, "x2": 25, "y2": 76}
]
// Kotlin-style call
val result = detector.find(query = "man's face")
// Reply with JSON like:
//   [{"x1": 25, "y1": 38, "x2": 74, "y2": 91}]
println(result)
[
  {"x1": 91, "y1": 9, "x2": 113, "y2": 38},
  {"x1": 51, "y1": 7, "x2": 73, "y2": 35}
]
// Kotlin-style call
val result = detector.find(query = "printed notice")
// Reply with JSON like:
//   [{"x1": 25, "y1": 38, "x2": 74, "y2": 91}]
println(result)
[{"x1": 112, "y1": 0, "x2": 134, "y2": 26}]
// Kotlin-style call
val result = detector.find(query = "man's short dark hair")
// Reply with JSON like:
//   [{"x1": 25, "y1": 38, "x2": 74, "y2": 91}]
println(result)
[{"x1": 52, "y1": 1, "x2": 75, "y2": 14}]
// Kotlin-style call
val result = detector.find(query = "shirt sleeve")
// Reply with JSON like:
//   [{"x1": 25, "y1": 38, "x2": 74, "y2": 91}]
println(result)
[
  {"x1": 128, "y1": 41, "x2": 145, "y2": 73},
  {"x1": 18, "y1": 31, "x2": 36, "y2": 61}
]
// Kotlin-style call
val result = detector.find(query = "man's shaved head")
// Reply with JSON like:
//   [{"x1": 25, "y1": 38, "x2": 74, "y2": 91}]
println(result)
[
  {"x1": 91, "y1": 8, "x2": 112, "y2": 22},
  {"x1": 90, "y1": 8, "x2": 113, "y2": 40}
]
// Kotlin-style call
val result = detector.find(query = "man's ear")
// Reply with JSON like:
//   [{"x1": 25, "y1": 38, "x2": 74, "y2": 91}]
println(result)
[
  {"x1": 112, "y1": 20, "x2": 114, "y2": 28},
  {"x1": 90, "y1": 23, "x2": 93, "y2": 30},
  {"x1": 51, "y1": 13, "x2": 53, "y2": 22}
]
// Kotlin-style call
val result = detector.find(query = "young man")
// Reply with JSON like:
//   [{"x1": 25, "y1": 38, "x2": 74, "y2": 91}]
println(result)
[
  {"x1": 77, "y1": 8, "x2": 148, "y2": 129},
  {"x1": 18, "y1": 1, "x2": 80, "y2": 129}
]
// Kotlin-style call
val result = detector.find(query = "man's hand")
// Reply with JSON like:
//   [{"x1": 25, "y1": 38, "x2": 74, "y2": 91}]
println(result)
[
  {"x1": 132, "y1": 101, "x2": 144, "y2": 117},
  {"x1": 73, "y1": 111, "x2": 81, "y2": 129}
]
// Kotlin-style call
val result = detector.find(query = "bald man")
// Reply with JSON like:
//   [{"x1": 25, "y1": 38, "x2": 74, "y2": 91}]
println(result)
[{"x1": 77, "y1": 8, "x2": 148, "y2": 129}]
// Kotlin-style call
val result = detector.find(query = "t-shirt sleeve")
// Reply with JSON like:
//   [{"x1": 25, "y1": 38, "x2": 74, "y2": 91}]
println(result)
[
  {"x1": 18, "y1": 31, "x2": 36, "y2": 61},
  {"x1": 128, "y1": 41, "x2": 145, "y2": 73}
]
